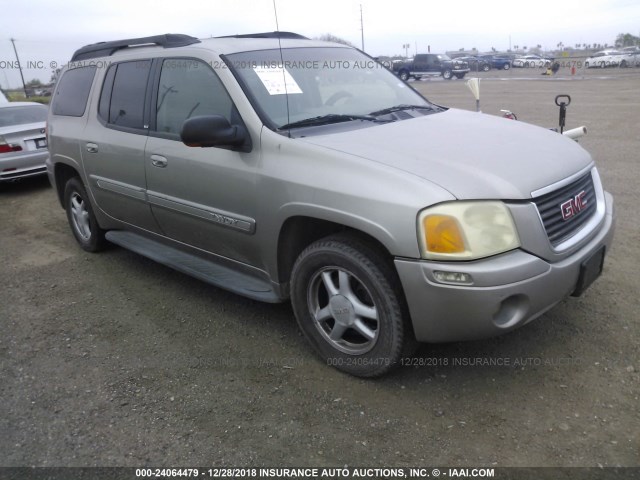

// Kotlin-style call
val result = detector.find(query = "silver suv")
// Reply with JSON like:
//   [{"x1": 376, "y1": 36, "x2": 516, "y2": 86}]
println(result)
[{"x1": 47, "y1": 33, "x2": 615, "y2": 377}]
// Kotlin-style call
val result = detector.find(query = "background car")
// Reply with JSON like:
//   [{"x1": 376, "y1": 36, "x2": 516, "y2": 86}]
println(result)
[
  {"x1": 0, "y1": 102, "x2": 49, "y2": 182},
  {"x1": 478, "y1": 54, "x2": 511, "y2": 70},
  {"x1": 512, "y1": 55, "x2": 552, "y2": 68},
  {"x1": 455, "y1": 55, "x2": 491, "y2": 72},
  {"x1": 585, "y1": 50, "x2": 629, "y2": 68}
]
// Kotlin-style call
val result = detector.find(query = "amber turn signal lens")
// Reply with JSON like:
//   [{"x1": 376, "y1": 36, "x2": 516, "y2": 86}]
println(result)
[{"x1": 423, "y1": 215, "x2": 465, "y2": 254}]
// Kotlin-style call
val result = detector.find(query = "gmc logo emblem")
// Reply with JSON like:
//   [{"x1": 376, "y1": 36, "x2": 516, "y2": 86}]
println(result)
[{"x1": 560, "y1": 191, "x2": 588, "y2": 220}]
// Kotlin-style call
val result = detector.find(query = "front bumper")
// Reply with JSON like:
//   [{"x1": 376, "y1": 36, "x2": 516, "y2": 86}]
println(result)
[{"x1": 395, "y1": 191, "x2": 615, "y2": 343}]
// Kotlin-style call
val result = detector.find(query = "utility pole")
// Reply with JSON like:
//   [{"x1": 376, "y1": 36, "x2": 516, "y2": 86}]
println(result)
[
  {"x1": 360, "y1": 4, "x2": 364, "y2": 51},
  {"x1": 10, "y1": 38, "x2": 28, "y2": 98}
]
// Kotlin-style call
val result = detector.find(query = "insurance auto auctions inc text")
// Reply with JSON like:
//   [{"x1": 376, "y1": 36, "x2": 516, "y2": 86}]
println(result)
[{"x1": 255, "y1": 467, "x2": 495, "y2": 478}]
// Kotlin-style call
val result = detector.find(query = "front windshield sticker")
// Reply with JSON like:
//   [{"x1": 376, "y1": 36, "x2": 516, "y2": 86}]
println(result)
[{"x1": 252, "y1": 66, "x2": 303, "y2": 95}]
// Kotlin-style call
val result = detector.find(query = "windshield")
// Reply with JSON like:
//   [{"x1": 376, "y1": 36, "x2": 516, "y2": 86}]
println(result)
[
  {"x1": 0, "y1": 105, "x2": 47, "y2": 127},
  {"x1": 226, "y1": 47, "x2": 433, "y2": 130}
]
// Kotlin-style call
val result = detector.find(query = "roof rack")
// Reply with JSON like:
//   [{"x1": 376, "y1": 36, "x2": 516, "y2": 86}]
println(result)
[
  {"x1": 217, "y1": 32, "x2": 308, "y2": 40},
  {"x1": 71, "y1": 34, "x2": 201, "y2": 62}
]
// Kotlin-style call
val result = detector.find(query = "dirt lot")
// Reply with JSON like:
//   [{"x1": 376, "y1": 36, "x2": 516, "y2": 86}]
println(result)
[{"x1": 1, "y1": 68, "x2": 638, "y2": 470}]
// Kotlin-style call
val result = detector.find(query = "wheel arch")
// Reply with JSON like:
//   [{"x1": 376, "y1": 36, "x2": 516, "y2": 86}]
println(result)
[
  {"x1": 53, "y1": 162, "x2": 81, "y2": 208},
  {"x1": 275, "y1": 213, "x2": 399, "y2": 287}
]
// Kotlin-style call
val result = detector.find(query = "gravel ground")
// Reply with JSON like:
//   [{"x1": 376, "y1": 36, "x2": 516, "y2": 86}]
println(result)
[{"x1": 1, "y1": 68, "x2": 638, "y2": 469}]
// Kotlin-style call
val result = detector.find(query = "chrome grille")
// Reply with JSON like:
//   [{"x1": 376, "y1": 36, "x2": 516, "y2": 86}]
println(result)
[{"x1": 533, "y1": 172, "x2": 597, "y2": 246}]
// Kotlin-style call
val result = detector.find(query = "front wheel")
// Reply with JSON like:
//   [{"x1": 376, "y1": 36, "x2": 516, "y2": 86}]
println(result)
[
  {"x1": 290, "y1": 235, "x2": 413, "y2": 377},
  {"x1": 64, "y1": 177, "x2": 106, "y2": 252},
  {"x1": 454, "y1": 73, "x2": 466, "y2": 79},
  {"x1": 442, "y1": 69, "x2": 453, "y2": 80},
  {"x1": 482, "y1": 64, "x2": 490, "y2": 72}
]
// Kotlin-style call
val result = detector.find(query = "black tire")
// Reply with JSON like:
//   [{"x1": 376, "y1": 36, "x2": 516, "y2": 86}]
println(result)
[
  {"x1": 442, "y1": 69, "x2": 452, "y2": 80},
  {"x1": 620, "y1": 60, "x2": 627, "y2": 68},
  {"x1": 482, "y1": 63, "x2": 490, "y2": 72},
  {"x1": 290, "y1": 234, "x2": 415, "y2": 377},
  {"x1": 503, "y1": 63, "x2": 510, "y2": 70},
  {"x1": 413, "y1": 75, "x2": 422, "y2": 80},
  {"x1": 64, "y1": 177, "x2": 106, "y2": 252},
  {"x1": 398, "y1": 70, "x2": 410, "y2": 81},
  {"x1": 454, "y1": 73, "x2": 466, "y2": 79}
]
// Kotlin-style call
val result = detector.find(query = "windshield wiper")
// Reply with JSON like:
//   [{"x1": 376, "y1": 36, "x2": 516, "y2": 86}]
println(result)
[
  {"x1": 279, "y1": 114, "x2": 384, "y2": 130},
  {"x1": 369, "y1": 104, "x2": 440, "y2": 116}
]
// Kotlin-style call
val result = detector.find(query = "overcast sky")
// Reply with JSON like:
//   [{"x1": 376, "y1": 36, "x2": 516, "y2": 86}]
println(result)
[{"x1": 1, "y1": 0, "x2": 639, "y2": 88}]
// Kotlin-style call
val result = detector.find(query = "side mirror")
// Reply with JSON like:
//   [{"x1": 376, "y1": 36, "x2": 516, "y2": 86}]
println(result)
[{"x1": 180, "y1": 115, "x2": 250, "y2": 151}]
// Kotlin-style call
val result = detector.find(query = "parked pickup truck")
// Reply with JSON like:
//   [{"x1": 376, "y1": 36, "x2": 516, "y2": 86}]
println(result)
[{"x1": 393, "y1": 54, "x2": 470, "y2": 80}]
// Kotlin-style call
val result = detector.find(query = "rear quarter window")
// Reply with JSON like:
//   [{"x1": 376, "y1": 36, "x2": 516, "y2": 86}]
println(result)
[
  {"x1": 51, "y1": 66, "x2": 97, "y2": 117},
  {"x1": 0, "y1": 105, "x2": 48, "y2": 127}
]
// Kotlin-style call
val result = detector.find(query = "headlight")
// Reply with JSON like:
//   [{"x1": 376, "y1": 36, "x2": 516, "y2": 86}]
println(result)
[{"x1": 417, "y1": 201, "x2": 520, "y2": 260}]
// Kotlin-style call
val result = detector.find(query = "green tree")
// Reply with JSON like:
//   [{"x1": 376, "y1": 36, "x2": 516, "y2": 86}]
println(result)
[
  {"x1": 615, "y1": 33, "x2": 640, "y2": 47},
  {"x1": 26, "y1": 79, "x2": 43, "y2": 87}
]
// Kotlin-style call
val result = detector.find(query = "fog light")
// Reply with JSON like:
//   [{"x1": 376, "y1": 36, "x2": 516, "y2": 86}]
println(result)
[{"x1": 433, "y1": 271, "x2": 473, "y2": 285}]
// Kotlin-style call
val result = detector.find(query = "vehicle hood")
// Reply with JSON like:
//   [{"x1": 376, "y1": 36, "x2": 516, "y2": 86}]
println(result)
[{"x1": 299, "y1": 109, "x2": 593, "y2": 200}]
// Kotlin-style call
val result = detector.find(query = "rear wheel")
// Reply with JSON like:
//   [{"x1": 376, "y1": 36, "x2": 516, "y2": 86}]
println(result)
[
  {"x1": 482, "y1": 63, "x2": 490, "y2": 72},
  {"x1": 503, "y1": 63, "x2": 511, "y2": 70},
  {"x1": 290, "y1": 234, "x2": 414, "y2": 377},
  {"x1": 64, "y1": 177, "x2": 106, "y2": 252},
  {"x1": 398, "y1": 70, "x2": 410, "y2": 81}
]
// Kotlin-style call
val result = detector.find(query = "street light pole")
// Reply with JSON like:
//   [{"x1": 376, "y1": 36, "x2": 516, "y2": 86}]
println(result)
[
  {"x1": 10, "y1": 38, "x2": 28, "y2": 99},
  {"x1": 360, "y1": 4, "x2": 365, "y2": 51}
]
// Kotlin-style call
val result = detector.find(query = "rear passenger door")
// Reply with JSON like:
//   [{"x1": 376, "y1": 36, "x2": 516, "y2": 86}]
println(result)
[
  {"x1": 81, "y1": 60, "x2": 161, "y2": 233},
  {"x1": 144, "y1": 58, "x2": 260, "y2": 266}
]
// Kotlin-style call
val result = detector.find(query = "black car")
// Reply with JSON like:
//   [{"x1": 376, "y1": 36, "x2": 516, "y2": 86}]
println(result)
[{"x1": 455, "y1": 55, "x2": 491, "y2": 72}]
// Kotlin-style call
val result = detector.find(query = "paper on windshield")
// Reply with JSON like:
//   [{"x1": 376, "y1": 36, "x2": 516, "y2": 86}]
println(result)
[{"x1": 253, "y1": 66, "x2": 303, "y2": 95}]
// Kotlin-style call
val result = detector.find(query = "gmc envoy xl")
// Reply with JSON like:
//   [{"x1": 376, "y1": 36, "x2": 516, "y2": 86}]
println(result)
[{"x1": 46, "y1": 32, "x2": 615, "y2": 376}]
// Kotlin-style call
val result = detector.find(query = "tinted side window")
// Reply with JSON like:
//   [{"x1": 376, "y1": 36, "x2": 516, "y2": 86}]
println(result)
[
  {"x1": 109, "y1": 60, "x2": 151, "y2": 129},
  {"x1": 98, "y1": 64, "x2": 117, "y2": 121},
  {"x1": 156, "y1": 59, "x2": 233, "y2": 137},
  {"x1": 52, "y1": 66, "x2": 96, "y2": 117}
]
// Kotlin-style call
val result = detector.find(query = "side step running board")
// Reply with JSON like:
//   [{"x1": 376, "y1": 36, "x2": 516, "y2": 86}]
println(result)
[{"x1": 105, "y1": 230, "x2": 281, "y2": 303}]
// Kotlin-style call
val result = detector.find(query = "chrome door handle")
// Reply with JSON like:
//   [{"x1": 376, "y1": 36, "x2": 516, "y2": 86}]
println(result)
[
  {"x1": 150, "y1": 155, "x2": 168, "y2": 168},
  {"x1": 86, "y1": 143, "x2": 98, "y2": 153}
]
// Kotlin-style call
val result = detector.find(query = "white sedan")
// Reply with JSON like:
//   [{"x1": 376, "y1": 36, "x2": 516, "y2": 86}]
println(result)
[
  {"x1": 512, "y1": 55, "x2": 552, "y2": 68},
  {"x1": 585, "y1": 50, "x2": 634, "y2": 68}
]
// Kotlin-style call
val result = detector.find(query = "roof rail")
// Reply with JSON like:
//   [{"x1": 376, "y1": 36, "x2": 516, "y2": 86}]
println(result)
[
  {"x1": 71, "y1": 34, "x2": 201, "y2": 62},
  {"x1": 217, "y1": 32, "x2": 308, "y2": 40}
]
